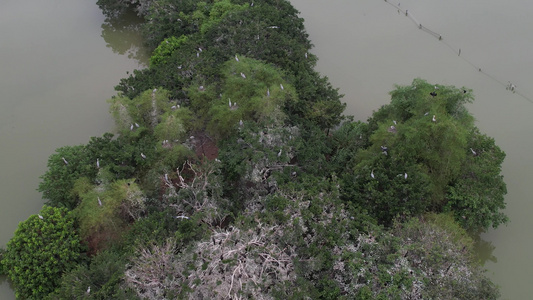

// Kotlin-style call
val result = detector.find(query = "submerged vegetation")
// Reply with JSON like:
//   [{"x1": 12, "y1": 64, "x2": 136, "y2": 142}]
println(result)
[{"x1": 1, "y1": 0, "x2": 505, "y2": 298}]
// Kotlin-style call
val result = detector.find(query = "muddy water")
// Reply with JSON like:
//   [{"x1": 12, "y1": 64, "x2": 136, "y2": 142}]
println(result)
[{"x1": 290, "y1": 0, "x2": 533, "y2": 298}]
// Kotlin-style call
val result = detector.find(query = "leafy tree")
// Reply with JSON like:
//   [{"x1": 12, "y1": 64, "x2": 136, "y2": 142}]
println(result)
[
  {"x1": 73, "y1": 179, "x2": 146, "y2": 253},
  {"x1": 38, "y1": 145, "x2": 97, "y2": 209},
  {"x1": 1, "y1": 206, "x2": 86, "y2": 299},
  {"x1": 150, "y1": 35, "x2": 189, "y2": 67},
  {"x1": 445, "y1": 129, "x2": 508, "y2": 232}
]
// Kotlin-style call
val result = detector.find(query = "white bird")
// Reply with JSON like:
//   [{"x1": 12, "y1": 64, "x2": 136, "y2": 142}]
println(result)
[
  {"x1": 432, "y1": 115, "x2": 436, "y2": 122},
  {"x1": 240, "y1": 72, "x2": 246, "y2": 79},
  {"x1": 235, "y1": 55, "x2": 239, "y2": 62},
  {"x1": 38, "y1": 214, "x2": 43, "y2": 220},
  {"x1": 277, "y1": 148, "x2": 282, "y2": 157},
  {"x1": 130, "y1": 124, "x2": 134, "y2": 131},
  {"x1": 198, "y1": 47, "x2": 202, "y2": 52},
  {"x1": 267, "y1": 88, "x2": 270, "y2": 97},
  {"x1": 153, "y1": 88, "x2": 157, "y2": 93},
  {"x1": 239, "y1": 119, "x2": 244, "y2": 126},
  {"x1": 174, "y1": 215, "x2": 189, "y2": 220},
  {"x1": 305, "y1": 52, "x2": 308, "y2": 59},
  {"x1": 87, "y1": 286, "x2": 91, "y2": 294},
  {"x1": 165, "y1": 173, "x2": 170, "y2": 183},
  {"x1": 135, "y1": 123, "x2": 139, "y2": 128},
  {"x1": 97, "y1": 197, "x2": 102, "y2": 206},
  {"x1": 424, "y1": 112, "x2": 429, "y2": 116},
  {"x1": 434, "y1": 85, "x2": 439, "y2": 90},
  {"x1": 267, "y1": 26, "x2": 279, "y2": 29},
  {"x1": 280, "y1": 83, "x2": 284, "y2": 90},
  {"x1": 404, "y1": 173, "x2": 408, "y2": 179},
  {"x1": 171, "y1": 105, "x2": 177, "y2": 109},
  {"x1": 250, "y1": 2, "x2": 254, "y2": 6},
  {"x1": 178, "y1": 65, "x2": 182, "y2": 69},
  {"x1": 371, "y1": 170, "x2": 375, "y2": 179},
  {"x1": 393, "y1": 120, "x2": 397, "y2": 125},
  {"x1": 229, "y1": 98, "x2": 232, "y2": 107},
  {"x1": 141, "y1": 153, "x2": 147, "y2": 159},
  {"x1": 62, "y1": 157, "x2": 69, "y2": 165},
  {"x1": 470, "y1": 148, "x2": 477, "y2": 155},
  {"x1": 96, "y1": 158, "x2": 100, "y2": 169},
  {"x1": 197, "y1": 52, "x2": 199, "y2": 57}
]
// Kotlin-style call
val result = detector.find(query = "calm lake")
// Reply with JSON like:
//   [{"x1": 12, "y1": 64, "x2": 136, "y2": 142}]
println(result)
[
  {"x1": 290, "y1": 0, "x2": 533, "y2": 299},
  {"x1": 0, "y1": 0, "x2": 530, "y2": 299},
  {"x1": 0, "y1": 0, "x2": 146, "y2": 297}
]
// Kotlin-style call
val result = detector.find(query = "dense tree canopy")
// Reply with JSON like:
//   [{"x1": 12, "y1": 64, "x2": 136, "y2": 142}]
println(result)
[
  {"x1": 1, "y1": 206, "x2": 86, "y2": 299},
  {"x1": 2, "y1": 1, "x2": 507, "y2": 299}
]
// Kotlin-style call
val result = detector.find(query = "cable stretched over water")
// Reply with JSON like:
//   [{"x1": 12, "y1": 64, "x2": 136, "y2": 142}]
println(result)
[{"x1": 382, "y1": 0, "x2": 533, "y2": 104}]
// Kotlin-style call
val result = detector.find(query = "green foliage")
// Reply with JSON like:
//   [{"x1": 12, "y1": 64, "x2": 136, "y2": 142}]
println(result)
[
  {"x1": 50, "y1": 250, "x2": 138, "y2": 300},
  {"x1": 150, "y1": 35, "x2": 188, "y2": 67},
  {"x1": 350, "y1": 78, "x2": 507, "y2": 231},
  {"x1": 445, "y1": 130, "x2": 508, "y2": 232},
  {"x1": 199, "y1": 57, "x2": 296, "y2": 139},
  {"x1": 1, "y1": 206, "x2": 86, "y2": 299},
  {"x1": 38, "y1": 145, "x2": 97, "y2": 210},
  {"x1": 73, "y1": 179, "x2": 146, "y2": 253},
  {"x1": 199, "y1": 0, "x2": 247, "y2": 34}
]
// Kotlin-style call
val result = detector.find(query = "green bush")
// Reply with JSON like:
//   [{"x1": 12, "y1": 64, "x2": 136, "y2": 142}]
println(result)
[{"x1": 1, "y1": 206, "x2": 86, "y2": 299}]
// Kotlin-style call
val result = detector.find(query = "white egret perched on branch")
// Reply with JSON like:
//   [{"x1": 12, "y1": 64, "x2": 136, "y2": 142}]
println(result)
[
  {"x1": 135, "y1": 123, "x2": 139, "y2": 128},
  {"x1": 235, "y1": 55, "x2": 239, "y2": 62},
  {"x1": 267, "y1": 88, "x2": 270, "y2": 97},
  {"x1": 240, "y1": 72, "x2": 246, "y2": 79},
  {"x1": 432, "y1": 115, "x2": 436, "y2": 122},
  {"x1": 280, "y1": 83, "x2": 284, "y2": 90},
  {"x1": 62, "y1": 157, "x2": 68, "y2": 165},
  {"x1": 130, "y1": 124, "x2": 134, "y2": 131},
  {"x1": 371, "y1": 170, "x2": 375, "y2": 179},
  {"x1": 229, "y1": 98, "x2": 232, "y2": 108},
  {"x1": 141, "y1": 153, "x2": 147, "y2": 159},
  {"x1": 277, "y1": 148, "x2": 282, "y2": 157},
  {"x1": 470, "y1": 148, "x2": 477, "y2": 155},
  {"x1": 404, "y1": 173, "x2": 408, "y2": 179},
  {"x1": 38, "y1": 214, "x2": 43, "y2": 220},
  {"x1": 97, "y1": 197, "x2": 102, "y2": 206},
  {"x1": 96, "y1": 158, "x2": 100, "y2": 169}
]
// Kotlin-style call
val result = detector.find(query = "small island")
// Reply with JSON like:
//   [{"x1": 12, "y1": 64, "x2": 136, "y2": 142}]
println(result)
[{"x1": 1, "y1": 0, "x2": 505, "y2": 299}]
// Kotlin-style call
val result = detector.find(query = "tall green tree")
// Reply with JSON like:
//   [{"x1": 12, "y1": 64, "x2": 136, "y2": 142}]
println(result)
[{"x1": 1, "y1": 206, "x2": 86, "y2": 299}]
